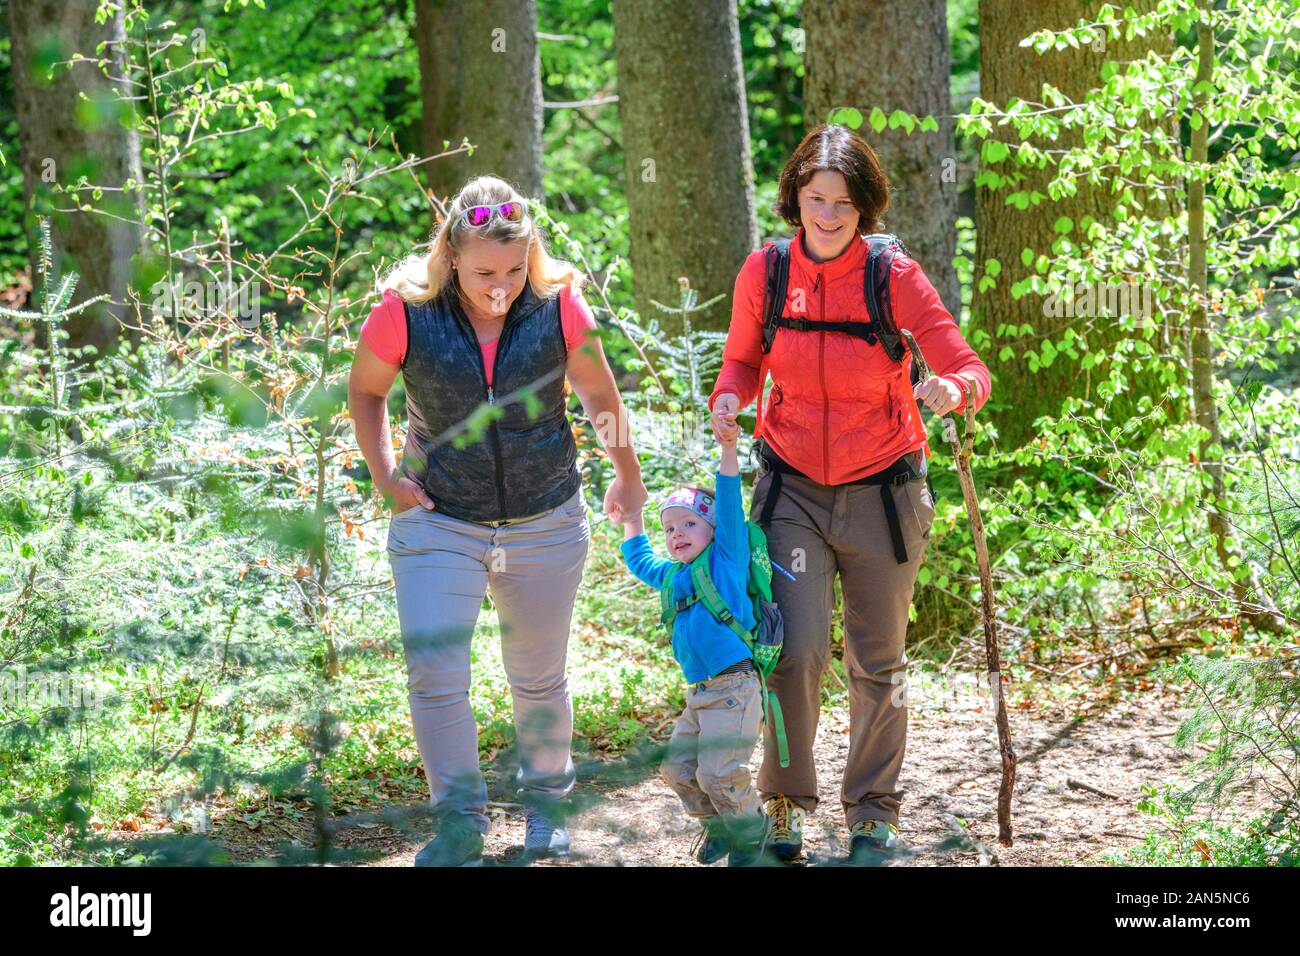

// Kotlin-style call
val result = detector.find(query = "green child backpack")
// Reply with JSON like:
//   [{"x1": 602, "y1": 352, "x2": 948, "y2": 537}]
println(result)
[{"x1": 658, "y1": 521, "x2": 790, "y2": 768}]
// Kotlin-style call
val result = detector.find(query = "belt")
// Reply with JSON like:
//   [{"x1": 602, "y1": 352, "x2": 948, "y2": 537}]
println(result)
[
  {"x1": 465, "y1": 507, "x2": 553, "y2": 528},
  {"x1": 694, "y1": 659, "x2": 756, "y2": 689},
  {"x1": 755, "y1": 439, "x2": 930, "y2": 565}
]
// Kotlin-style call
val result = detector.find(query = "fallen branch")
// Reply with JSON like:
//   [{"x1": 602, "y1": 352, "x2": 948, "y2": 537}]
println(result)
[{"x1": 1067, "y1": 777, "x2": 1119, "y2": 800}]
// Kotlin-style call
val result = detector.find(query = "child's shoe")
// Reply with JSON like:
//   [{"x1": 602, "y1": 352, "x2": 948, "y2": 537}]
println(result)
[
  {"x1": 691, "y1": 820, "x2": 729, "y2": 865},
  {"x1": 724, "y1": 813, "x2": 772, "y2": 867}
]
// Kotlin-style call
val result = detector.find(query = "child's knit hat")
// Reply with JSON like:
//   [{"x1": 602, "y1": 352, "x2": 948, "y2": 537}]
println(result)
[{"x1": 659, "y1": 487, "x2": 716, "y2": 528}]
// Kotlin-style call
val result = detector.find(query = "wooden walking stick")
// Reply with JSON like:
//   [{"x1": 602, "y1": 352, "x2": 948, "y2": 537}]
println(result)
[{"x1": 901, "y1": 329, "x2": 1017, "y2": 847}]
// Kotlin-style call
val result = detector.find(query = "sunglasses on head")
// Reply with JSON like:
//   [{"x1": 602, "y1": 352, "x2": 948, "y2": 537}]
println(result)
[{"x1": 456, "y1": 201, "x2": 526, "y2": 229}]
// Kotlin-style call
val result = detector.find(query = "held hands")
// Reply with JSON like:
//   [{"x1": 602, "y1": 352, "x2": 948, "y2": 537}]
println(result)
[
  {"x1": 711, "y1": 393, "x2": 740, "y2": 448},
  {"x1": 604, "y1": 473, "x2": 649, "y2": 525},
  {"x1": 712, "y1": 393, "x2": 741, "y2": 478},
  {"x1": 913, "y1": 375, "x2": 963, "y2": 417}
]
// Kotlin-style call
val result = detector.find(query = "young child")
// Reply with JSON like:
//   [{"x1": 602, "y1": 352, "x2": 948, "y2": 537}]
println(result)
[{"x1": 612, "y1": 416, "x2": 769, "y2": 865}]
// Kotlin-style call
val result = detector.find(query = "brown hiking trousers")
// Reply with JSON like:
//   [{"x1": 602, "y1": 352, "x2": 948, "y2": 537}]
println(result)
[{"x1": 749, "y1": 453, "x2": 935, "y2": 829}]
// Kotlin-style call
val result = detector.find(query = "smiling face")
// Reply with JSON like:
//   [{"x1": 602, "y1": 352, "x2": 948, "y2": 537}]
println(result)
[
  {"x1": 661, "y1": 506, "x2": 714, "y2": 564},
  {"x1": 451, "y1": 234, "x2": 529, "y2": 320},
  {"x1": 797, "y1": 168, "x2": 861, "y2": 262}
]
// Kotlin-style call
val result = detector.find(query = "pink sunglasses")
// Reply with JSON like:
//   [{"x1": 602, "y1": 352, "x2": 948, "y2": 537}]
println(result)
[{"x1": 456, "y1": 201, "x2": 526, "y2": 229}]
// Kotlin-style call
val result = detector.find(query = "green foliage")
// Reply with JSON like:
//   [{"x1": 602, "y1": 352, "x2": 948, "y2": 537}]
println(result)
[
  {"x1": 0, "y1": 25, "x2": 23, "y2": 287},
  {"x1": 1108, "y1": 783, "x2": 1299, "y2": 866},
  {"x1": 3, "y1": 0, "x2": 1298, "y2": 868}
]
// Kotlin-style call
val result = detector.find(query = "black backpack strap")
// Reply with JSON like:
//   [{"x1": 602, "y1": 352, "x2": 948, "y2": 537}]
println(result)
[
  {"x1": 864, "y1": 233, "x2": 922, "y2": 385},
  {"x1": 761, "y1": 239, "x2": 791, "y2": 355}
]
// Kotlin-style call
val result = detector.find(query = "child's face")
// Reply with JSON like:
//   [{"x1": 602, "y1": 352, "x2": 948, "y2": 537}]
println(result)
[{"x1": 661, "y1": 506, "x2": 713, "y2": 564}]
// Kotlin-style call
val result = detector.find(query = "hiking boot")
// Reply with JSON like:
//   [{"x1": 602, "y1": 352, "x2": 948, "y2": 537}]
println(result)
[
  {"x1": 414, "y1": 817, "x2": 484, "y2": 867},
  {"x1": 691, "y1": 822, "x2": 729, "y2": 865},
  {"x1": 848, "y1": 819, "x2": 899, "y2": 863},
  {"x1": 764, "y1": 795, "x2": 805, "y2": 862},
  {"x1": 522, "y1": 805, "x2": 570, "y2": 858}
]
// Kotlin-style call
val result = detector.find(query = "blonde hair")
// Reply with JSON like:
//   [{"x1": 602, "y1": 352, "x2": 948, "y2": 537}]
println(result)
[{"x1": 379, "y1": 175, "x2": 584, "y2": 305}]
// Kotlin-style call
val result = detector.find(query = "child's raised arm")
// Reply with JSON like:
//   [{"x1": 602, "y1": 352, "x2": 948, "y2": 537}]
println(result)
[{"x1": 713, "y1": 418, "x2": 745, "y2": 563}]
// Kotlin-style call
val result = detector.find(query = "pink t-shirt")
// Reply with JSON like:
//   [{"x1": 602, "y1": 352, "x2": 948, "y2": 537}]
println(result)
[{"x1": 360, "y1": 284, "x2": 598, "y2": 386}]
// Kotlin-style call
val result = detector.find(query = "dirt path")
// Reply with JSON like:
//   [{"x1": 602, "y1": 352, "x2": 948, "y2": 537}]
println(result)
[{"x1": 275, "y1": 681, "x2": 1191, "y2": 867}]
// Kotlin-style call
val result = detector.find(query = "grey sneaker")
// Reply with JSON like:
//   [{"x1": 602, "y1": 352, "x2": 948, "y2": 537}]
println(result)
[
  {"x1": 414, "y1": 817, "x2": 484, "y2": 867},
  {"x1": 523, "y1": 806, "x2": 570, "y2": 858}
]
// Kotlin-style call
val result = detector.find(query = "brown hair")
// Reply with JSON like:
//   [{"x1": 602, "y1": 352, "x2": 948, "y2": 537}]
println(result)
[{"x1": 774, "y1": 124, "x2": 891, "y2": 234}]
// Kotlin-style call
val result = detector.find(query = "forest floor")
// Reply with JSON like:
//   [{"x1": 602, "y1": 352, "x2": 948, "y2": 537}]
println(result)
[{"x1": 206, "y1": 674, "x2": 1199, "y2": 867}]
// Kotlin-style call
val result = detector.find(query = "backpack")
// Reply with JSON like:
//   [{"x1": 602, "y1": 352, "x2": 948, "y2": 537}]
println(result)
[
  {"x1": 761, "y1": 232, "x2": 921, "y2": 388},
  {"x1": 658, "y1": 520, "x2": 790, "y2": 768}
]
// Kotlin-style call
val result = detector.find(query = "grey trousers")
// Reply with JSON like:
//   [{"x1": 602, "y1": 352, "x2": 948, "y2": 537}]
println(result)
[{"x1": 385, "y1": 488, "x2": 591, "y2": 832}]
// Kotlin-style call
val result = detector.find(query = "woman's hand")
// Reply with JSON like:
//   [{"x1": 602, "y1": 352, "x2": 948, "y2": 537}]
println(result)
[
  {"x1": 711, "y1": 392, "x2": 740, "y2": 444},
  {"x1": 382, "y1": 471, "x2": 436, "y2": 516},
  {"x1": 604, "y1": 473, "x2": 648, "y2": 525},
  {"x1": 913, "y1": 375, "x2": 963, "y2": 417}
]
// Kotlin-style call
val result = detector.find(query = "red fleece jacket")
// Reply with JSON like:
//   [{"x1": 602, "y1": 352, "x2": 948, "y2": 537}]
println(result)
[{"x1": 708, "y1": 229, "x2": 990, "y2": 485}]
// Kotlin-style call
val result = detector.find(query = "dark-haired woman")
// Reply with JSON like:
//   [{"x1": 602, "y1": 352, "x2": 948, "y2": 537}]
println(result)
[{"x1": 709, "y1": 124, "x2": 990, "y2": 862}]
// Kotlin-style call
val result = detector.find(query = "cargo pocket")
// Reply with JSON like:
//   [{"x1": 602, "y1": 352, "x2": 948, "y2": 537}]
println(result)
[{"x1": 909, "y1": 479, "x2": 935, "y2": 542}]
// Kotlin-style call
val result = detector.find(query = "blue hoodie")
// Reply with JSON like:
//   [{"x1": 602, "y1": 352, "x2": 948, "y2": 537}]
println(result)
[{"x1": 620, "y1": 471, "x2": 755, "y2": 683}]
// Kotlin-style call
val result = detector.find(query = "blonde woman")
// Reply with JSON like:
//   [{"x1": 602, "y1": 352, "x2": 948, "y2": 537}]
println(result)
[{"x1": 348, "y1": 176, "x2": 648, "y2": 865}]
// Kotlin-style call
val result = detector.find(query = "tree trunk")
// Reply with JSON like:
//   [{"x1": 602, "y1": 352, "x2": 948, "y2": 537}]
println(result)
[
  {"x1": 973, "y1": 0, "x2": 1175, "y2": 449},
  {"x1": 804, "y1": 0, "x2": 960, "y2": 316},
  {"x1": 1187, "y1": 4, "x2": 1284, "y2": 635},
  {"x1": 9, "y1": 0, "x2": 145, "y2": 358},
  {"x1": 612, "y1": 0, "x2": 758, "y2": 333},
  {"x1": 414, "y1": 0, "x2": 544, "y2": 205}
]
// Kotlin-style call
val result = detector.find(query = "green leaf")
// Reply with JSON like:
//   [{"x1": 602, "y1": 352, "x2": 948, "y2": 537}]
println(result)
[
  {"x1": 828, "y1": 106, "x2": 863, "y2": 129},
  {"x1": 1053, "y1": 216, "x2": 1074, "y2": 234},
  {"x1": 984, "y1": 258, "x2": 1002, "y2": 277},
  {"x1": 984, "y1": 140, "x2": 1011, "y2": 164},
  {"x1": 887, "y1": 109, "x2": 916, "y2": 134},
  {"x1": 869, "y1": 107, "x2": 888, "y2": 133}
]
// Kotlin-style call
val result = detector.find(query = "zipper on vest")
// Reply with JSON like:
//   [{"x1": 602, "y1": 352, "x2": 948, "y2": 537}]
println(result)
[
  {"x1": 456, "y1": 300, "x2": 510, "y2": 520},
  {"x1": 486, "y1": 338, "x2": 507, "y2": 519}
]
